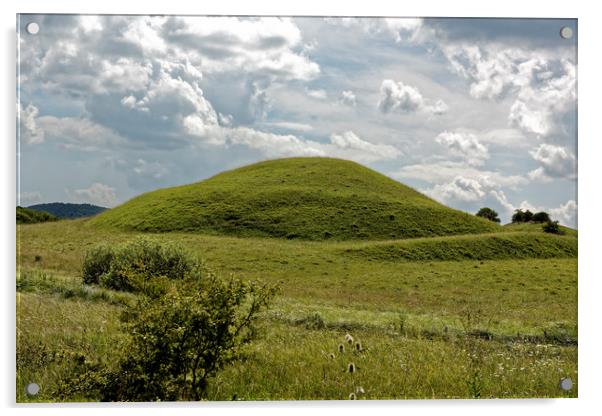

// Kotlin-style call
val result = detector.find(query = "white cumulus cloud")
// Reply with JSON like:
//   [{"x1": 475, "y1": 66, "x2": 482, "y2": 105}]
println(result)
[
  {"x1": 491, "y1": 189, "x2": 577, "y2": 227},
  {"x1": 339, "y1": 90, "x2": 357, "y2": 106},
  {"x1": 19, "y1": 103, "x2": 45, "y2": 144},
  {"x1": 426, "y1": 176, "x2": 486, "y2": 203},
  {"x1": 306, "y1": 88, "x2": 327, "y2": 100},
  {"x1": 435, "y1": 131, "x2": 489, "y2": 165},
  {"x1": 378, "y1": 79, "x2": 447, "y2": 116},
  {"x1": 68, "y1": 182, "x2": 117, "y2": 207},
  {"x1": 529, "y1": 143, "x2": 576, "y2": 180},
  {"x1": 329, "y1": 131, "x2": 401, "y2": 161}
]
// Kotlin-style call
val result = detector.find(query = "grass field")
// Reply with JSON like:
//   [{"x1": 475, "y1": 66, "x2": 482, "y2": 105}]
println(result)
[{"x1": 16, "y1": 218, "x2": 577, "y2": 401}]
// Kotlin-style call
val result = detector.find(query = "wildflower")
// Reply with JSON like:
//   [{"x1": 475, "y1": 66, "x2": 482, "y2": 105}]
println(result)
[
  {"x1": 338, "y1": 344, "x2": 345, "y2": 353},
  {"x1": 348, "y1": 362, "x2": 356, "y2": 373},
  {"x1": 345, "y1": 333, "x2": 354, "y2": 344},
  {"x1": 356, "y1": 386, "x2": 365, "y2": 395},
  {"x1": 349, "y1": 393, "x2": 356, "y2": 400}
]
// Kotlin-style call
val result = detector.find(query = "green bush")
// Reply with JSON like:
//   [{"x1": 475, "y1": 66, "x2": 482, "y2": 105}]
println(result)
[
  {"x1": 543, "y1": 220, "x2": 561, "y2": 234},
  {"x1": 511, "y1": 209, "x2": 533, "y2": 223},
  {"x1": 82, "y1": 239, "x2": 201, "y2": 292},
  {"x1": 532, "y1": 212, "x2": 551, "y2": 223},
  {"x1": 475, "y1": 207, "x2": 501, "y2": 223},
  {"x1": 59, "y1": 275, "x2": 276, "y2": 401},
  {"x1": 82, "y1": 245, "x2": 115, "y2": 285}
]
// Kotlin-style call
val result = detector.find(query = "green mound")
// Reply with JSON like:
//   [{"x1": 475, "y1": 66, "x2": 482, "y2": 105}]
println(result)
[
  {"x1": 503, "y1": 222, "x2": 577, "y2": 237},
  {"x1": 342, "y1": 232, "x2": 577, "y2": 262},
  {"x1": 17, "y1": 206, "x2": 58, "y2": 224},
  {"x1": 89, "y1": 157, "x2": 500, "y2": 240}
]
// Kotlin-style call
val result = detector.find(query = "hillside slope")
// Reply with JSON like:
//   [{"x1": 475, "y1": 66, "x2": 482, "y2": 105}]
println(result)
[
  {"x1": 88, "y1": 157, "x2": 501, "y2": 240},
  {"x1": 341, "y1": 232, "x2": 577, "y2": 262},
  {"x1": 17, "y1": 206, "x2": 58, "y2": 224}
]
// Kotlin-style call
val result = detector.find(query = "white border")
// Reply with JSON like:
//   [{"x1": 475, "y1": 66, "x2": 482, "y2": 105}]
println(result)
[{"x1": 2, "y1": 1, "x2": 601, "y2": 415}]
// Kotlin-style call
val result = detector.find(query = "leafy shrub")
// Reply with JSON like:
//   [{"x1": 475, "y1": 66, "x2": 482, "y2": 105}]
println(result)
[
  {"x1": 532, "y1": 212, "x2": 551, "y2": 223},
  {"x1": 475, "y1": 207, "x2": 501, "y2": 223},
  {"x1": 60, "y1": 275, "x2": 276, "y2": 401},
  {"x1": 543, "y1": 220, "x2": 561, "y2": 234},
  {"x1": 511, "y1": 209, "x2": 533, "y2": 223},
  {"x1": 82, "y1": 239, "x2": 200, "y2": 292},
  {"x1": 69, "y1": 240, "x2": 277, "y2": 401},
  {"x1": 82, "y1": 245, "x2": 115, "y2": 285}
]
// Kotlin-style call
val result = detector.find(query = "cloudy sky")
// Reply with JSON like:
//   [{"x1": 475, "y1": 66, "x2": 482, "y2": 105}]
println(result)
[{"x1": 17, "y1": 15, "x2": 577, "y2": 226}]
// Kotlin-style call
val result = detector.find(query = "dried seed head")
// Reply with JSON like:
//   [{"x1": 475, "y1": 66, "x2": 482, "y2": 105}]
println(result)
[
  {"x1": 345, "y1": 333, "x2": 354, "y2": 344},
  {"x1": 338, "y1": 344, "x2": 345, "y2": 353},
  {"x1": 356, "y1": 386, "x2": 365, "y2": 395},
  {"x1": 348, "y1": 362, "x2": 356, "y2": 373},
  {"x1": 349, "y1": 392, "x2": 356, "y2": 400},
  {"x1": 355, "y1": 341, "x2": 362, "y2": 352},
  {"x1": 329, "y1": 353, "x2": 335, "y2": 359}
]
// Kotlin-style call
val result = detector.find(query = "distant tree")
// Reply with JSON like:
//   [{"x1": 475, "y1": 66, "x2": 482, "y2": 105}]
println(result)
[
  {"x1": 523, "y1": 210, "x2": 534, "y2": 222},
  {"x1": 475, "y1": 207, "x2": 501, "y2": 223},
  {"x1": 543, "y1": 220, "x2": 561, "y2": 234},
  {"x1": 532, "y1": 212, "x2": 551, "y2": 223},
  {"x1": 512, "y1": 209, "x2": 525, "y2": 223}
]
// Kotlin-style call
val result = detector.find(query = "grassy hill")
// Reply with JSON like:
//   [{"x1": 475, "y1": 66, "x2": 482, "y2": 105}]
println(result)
[
  {"x1": 16, "y1": 206, "x2": 58, "y2": 224},
  {"x1": 28, "y1": 202, "x2": 107, "y2": 219},
  {"x1": 503, "y1": 222, "x2": 577, "y2": 237},
  {"x1": 342, "y1": 232, "x2": 577, "y2": 262},
  {"x1": 89, "y1": 157, "x2": 500, "y2": 240}
]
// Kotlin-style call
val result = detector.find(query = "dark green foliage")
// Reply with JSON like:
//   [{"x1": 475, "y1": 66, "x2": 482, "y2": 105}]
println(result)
[
  {"x1": 532, "y1": 212, "x2": 551, "y2": 223},
  {"x1": 81, "y1": 239, "x2": 200, "y2": 292},
  {"x1": 60, "y1": 276, "x2": 275, "y2": 401},
  {"x1": 511, "y1": 209, "x2": 534, "y2": 223},
  {"x1": 82, "y1": 245, "x2": 115, "y2": 285},
  {"x1": 28, "y1": 202, "x2": 107, "y2": 219},
  {"x1": 58, "y1": 240, "x2": 277, "y2": 401},
  {"x1": 512, "y1": 209, "x2": 550, "y2": 224},
  {"x1": 475, "y1": 207, "x2": 501, "y2": 223},
  {"x1": 16, "y1": 206, "x2": 58, "y2": 224},
  {"x1": 89, "y1": 157, "x2": 500, "y2": 240},
  {"x1": 543, "y1": 220, "x2": 561, "y2": 234},
  {"x1": 109, "y1": 278, "x2": 274, "y2": 401}
]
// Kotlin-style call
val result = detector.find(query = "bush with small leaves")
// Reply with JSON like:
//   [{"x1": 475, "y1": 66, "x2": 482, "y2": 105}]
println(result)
[
  {"x1": 475, "y1": 207, "x2": 501, "y2": 223},
  {"x1": 82, "y1": 245, "x2": 115, "y2": 285},
  {"x1": 60, "y1": 274, "x2": 276, "y2": 401},
  {"x1": 66, "y1": 240, "x2": 277, "y2": 401},
  {"x1": 82, "y1": 239, "x2": 201, "y2": 293},
  {"x1": 543, "y1": 220, "x2": 561, "y2": 234},
  {"x1": 532, "y1": 212, "x2": 551, "y2": 223},
  {"x1": 511, "y1": 209, "x2": 534, "y2": 223}
]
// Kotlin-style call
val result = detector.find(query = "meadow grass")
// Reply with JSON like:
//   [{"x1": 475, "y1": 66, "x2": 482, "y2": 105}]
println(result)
[{"x1": 16, "y1": 219, "x2": 578, "y2": 401}]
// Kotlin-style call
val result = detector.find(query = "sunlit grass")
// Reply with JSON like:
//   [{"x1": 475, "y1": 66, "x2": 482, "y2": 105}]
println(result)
[{"x1": 16, "y1": 220, "x2": 578, "y2": 401}]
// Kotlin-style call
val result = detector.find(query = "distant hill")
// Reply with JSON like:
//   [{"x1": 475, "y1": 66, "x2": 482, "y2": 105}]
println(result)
[
  {"x1": 89, "y1": 157, "x2": 501, "y2": 240},
  {"x1": 27, "y1": 203, "x2": 107, "y2": 219},
  {"x1": 17, "y1": 206, "x2": 58, "y2": 224}
]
